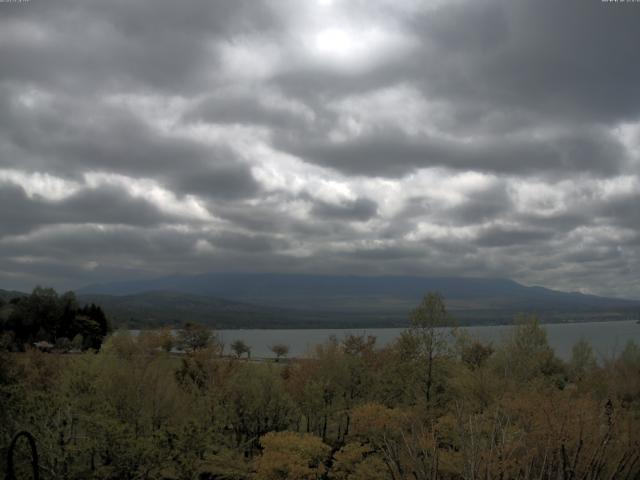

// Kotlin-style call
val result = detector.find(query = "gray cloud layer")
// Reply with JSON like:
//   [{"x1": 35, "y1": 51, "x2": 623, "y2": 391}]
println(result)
[{"x1": 1, "y1": 0, "x2": 639, "y2": 298}]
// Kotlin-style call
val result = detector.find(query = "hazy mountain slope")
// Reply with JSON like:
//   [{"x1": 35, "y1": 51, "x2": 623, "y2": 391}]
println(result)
[
  {"x1": 4, "y1": 278, "x2": 639, "y2": 328},
  {"x1": 0, "y1": 288, "x2": 27, "y2": 303},
  {"x1": 79, "y1": 273, "x2": 637, "y2": 310},
  {"x1": 75, "y1": 290, "x2": 363, "y2": 329},
  {"x1": 75, "y1": 273, "x2": 640, "y2": 328}
]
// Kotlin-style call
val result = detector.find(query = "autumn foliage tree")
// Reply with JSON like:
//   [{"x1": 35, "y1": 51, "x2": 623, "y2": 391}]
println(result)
[{"x1": 254, "y1": 431, "x2": 331, "y2": 480}]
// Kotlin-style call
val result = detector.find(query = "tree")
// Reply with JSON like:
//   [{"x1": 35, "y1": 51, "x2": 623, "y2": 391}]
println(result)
[
  {"x1": 71, "y1": 334, "x2": 84, "y2": 351},
  {"x1": 270, "y1": 343, "x2": 290, "y2": 362},
  {"x1": 408, "y1": 292, "x2": 454, "y2": 403},
  {"x1": 568, "y1": 338, "x2": 597, "y2": 383},
  {"x1": 461, "y1": 340, "x2": 494, "y2": 370},
  {"x1": 7, "y1": 286, "x2": 61, "y2": 347},
  {"x1": 287, "y1": 337, "x2": 352, "y2": 441},
  {"x1": 77, "y1": 303, "x2": 110, "y2": 340},
  {"x1": 226, "y1": 365, "x2": 295, "y2": 450},
  {"x1": 496, "y1": 315, "x2": 564, "y2": 384},
  {"x1": 176, "y1": 322, "x2": 214, "y2": 353},
  {"x1": 1, "y1": 288, "x2": 110, "y2": 351},
  {"x1": 619, "y1": 339, "x2": 640, "y2": 366},
  {"x1": 72, "y1": 315, "x2": 103, "y2": 350},
  {"x1": 342, "y1": 334, "x2": 376, "y2": 357},
  {"x1": 231, "y1": 339, "x2": 251, "y2": 359},
  {"x1": 255, "y1": 431, "x2": 331, "y2": 480},
  {"x1": 329, "y1": 442, "x2": 388, "y2": 480},
  {"x1": 611, "y1": 340, "x2": 640, "y2": 404},
  {"x1": 57, "y1": 291, "x2": 79, "y2": 340}
]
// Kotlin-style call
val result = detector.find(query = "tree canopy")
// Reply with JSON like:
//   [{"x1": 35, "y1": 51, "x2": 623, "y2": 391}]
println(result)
[
  {"x1": 2, "y1": 293, "x2": 640, "y2": 479},
  {"x1": 0, "y1": 287, "x2": 110, "y2": 351}
]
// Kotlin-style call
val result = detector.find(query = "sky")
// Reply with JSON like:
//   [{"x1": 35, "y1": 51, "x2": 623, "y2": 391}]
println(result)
[{"x1": 1, "y1": 0, "x2": 639, "y2": 298}]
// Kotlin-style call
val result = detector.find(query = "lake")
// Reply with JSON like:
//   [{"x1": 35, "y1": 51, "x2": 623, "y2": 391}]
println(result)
[{"x1": 216, "y1": 320, "x2": 640, "y2": 360}]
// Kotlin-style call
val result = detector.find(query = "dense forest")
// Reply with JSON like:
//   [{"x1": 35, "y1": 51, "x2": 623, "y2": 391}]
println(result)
[
  {"x1": 0, "y1": 287, "x2": 111, "y2": 352},
  {"x1": 1, "y1": 293, "x2": 639, "y2": 479}
]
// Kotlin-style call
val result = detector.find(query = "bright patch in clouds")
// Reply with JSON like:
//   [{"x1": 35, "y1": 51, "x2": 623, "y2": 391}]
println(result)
[
  {"x1": 314, "y1": 28, "x2": 358, "y2": 57},
  {"x1": 83, "y1": 173, "x2": 214, "y2": 222},
  {"x1": 309, "y1": 25, "x2": 415, "y2": 71},
  {"x1": 0, "y1": 170, "x2": 82, "y2": 201}
]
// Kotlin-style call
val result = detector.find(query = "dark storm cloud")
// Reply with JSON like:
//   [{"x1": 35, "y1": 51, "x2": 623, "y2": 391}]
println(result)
[
  {"x1": 445, "y1": 185, "x2": 513, "y2": 226},
  {"x1": 476, "y1": 226, "x2": 555, "y2": 248},
  {"x1": 311, "y1": 197, "x2": 378, "y2": 222},
  {"x1": 172, "y1": 163, "x2": 261, "y2": 200},
  {"x1": 562, "y1": 246, "x2": 623, "y2": 265},
  {"x1": 208, "y1": 231, "x2": 290, "y2": 253},
  {"x1": 0, "y1": 0, "x2": 279, "y2": 93},
  {"x1": 519, "y1": 212, "x2": 591, "y2": 232},
  {"x1": 184, "y1": 94, "x2": 311, "y2": 131},
  {"x1": 344, "y1": 243, "x2": 429, "y2": 261},
  {"x1": 261, "y1": 0, "x2": 640, "y2": 129},
  {"x1": 0, "y1": 182, "x2": 180, "y2": 236},
  {"x1": 0, "y1": 90, "x2": 200, "y2": 174},
  {"x1": 410, "y1": 0, "x2": 640, "y2": 124},
  {"x1": 0, "y1": 87, "x2": 259, "y2": 200},
  {"x1": 265, "y1": 0, "x2": 639, "y2": 178},
  {"x1": 60, "y1": 186, "x2": 185, "y2": 227},
  {"x1": 276, "y1": 125, "x2": 626, "y2": 178},
  {"x1": 0, "y1": 225, "x2": 199, "y2": 263},
  {"x1": 598, "y1": 192, "x2": 640, "y2": 230},
  {"x1": 0, "y1": 183, "x2": 54, "y2": 235},
  {"x1": 389, "y1": 185, "x2": 515, "y2": 236},
  {"x1": 213, "y1": 199, "x2": 362, "y2": 240},
  {"x1": 0, "y1": 0, "x2": 639, "y2": 298}
]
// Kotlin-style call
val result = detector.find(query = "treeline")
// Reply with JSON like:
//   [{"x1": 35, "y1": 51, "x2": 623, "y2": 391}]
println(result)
[
  {"x1": 0, "y1": 287, "x2": 111, "y2": 351},
  {"x1": 1, "y1": 293, "x2": 639, "y2": 479}
]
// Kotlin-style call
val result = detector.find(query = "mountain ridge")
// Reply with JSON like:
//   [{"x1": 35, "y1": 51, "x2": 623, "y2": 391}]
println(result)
[
  {"x1": 78, "y1": 272, "x2": 636, "y2": 305},
  {"x1": 74, "y1": 272, "x2": 640, "y2": 327},
  {"x1": 4, "y1": 273, "x2": 640, "y2": 328}
]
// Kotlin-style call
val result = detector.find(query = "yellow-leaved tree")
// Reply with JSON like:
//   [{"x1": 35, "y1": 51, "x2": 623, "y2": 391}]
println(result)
[{"x1": 254, "y1": 431, "x2": 331, "y2": 480}]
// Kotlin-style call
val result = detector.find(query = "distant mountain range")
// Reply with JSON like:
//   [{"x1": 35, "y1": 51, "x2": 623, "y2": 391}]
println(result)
[
  {"x1": 3, "y1": 274, "x2": 638, "y2": 329},
  {"x1": 73, "y1": 273, "x2": 640, "y2": 328}
]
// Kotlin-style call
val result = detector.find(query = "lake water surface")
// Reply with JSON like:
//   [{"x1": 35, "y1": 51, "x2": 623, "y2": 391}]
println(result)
[{"x1": 217, "y1": 320, "x2": 640, "y2": 360}]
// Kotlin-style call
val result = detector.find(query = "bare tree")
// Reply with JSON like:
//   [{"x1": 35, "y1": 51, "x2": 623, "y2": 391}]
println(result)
[
  {"x1": 269, "y1": 343, "x2": 290, "y2": 362},
  {"x1": 231, "y1": 339, "x2": 251, "y2": 359}
]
